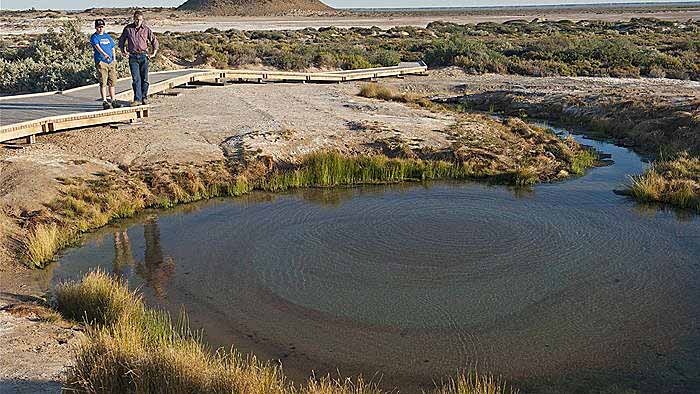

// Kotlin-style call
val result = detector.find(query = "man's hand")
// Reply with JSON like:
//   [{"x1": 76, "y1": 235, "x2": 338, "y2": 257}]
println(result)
[
  {"x1": 122, "y1": 48, "x2": 129, "y2": 56},
  {"x1": 104, "y1": 54, "x2": 111, "y2": 62}
]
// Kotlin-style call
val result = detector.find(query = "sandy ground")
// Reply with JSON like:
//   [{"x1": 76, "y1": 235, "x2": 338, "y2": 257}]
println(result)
[
  {"x1": 1, "y1": 69, "x2": 699, "y2": 391},
  {"x1": 1, "y1": 6, "x2": 698, "y2": 34},
  {"x1": 0, "y1": 304, "x2": 78, "y2": 393}
]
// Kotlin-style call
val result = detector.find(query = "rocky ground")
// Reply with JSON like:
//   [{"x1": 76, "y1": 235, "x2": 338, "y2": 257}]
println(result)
[{"x1": 1, "y1": 69, "x2": 698, "y2": 391}]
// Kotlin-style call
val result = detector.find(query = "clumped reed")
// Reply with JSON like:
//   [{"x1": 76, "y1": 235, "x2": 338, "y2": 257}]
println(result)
[
  {"x1": 260, "y1": 152, "x2": 475, "y2": 191},
  {"x1": 627, "y1": 153, "x2": 700, "y2": 211},
  {"x1": 56, "y1": 270, "x2": 517, "y2": 394}
]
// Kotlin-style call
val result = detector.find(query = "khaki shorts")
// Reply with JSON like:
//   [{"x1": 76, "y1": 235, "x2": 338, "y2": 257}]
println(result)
[{"x1": 96, "y1": 61, "x2": 117, "y2": 87}]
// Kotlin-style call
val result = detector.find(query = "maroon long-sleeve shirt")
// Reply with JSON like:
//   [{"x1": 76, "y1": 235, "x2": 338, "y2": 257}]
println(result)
[{"x1": 118, "y1": 23, "x2": 158, "y2": 54}]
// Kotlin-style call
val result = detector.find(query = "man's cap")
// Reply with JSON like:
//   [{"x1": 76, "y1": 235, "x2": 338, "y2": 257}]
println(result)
[{"x1": 95, "y1": 19, "x2": 106, "y2": 27}]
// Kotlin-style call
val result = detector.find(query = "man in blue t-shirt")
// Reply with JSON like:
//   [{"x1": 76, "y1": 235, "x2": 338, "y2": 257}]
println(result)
[{"x1": 91, "y1": 19, "x2": 121, "y2": 109}]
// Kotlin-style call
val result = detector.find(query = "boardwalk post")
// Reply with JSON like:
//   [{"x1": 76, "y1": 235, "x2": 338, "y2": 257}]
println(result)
[{"x1": 26, "y1": 135, "x2": 35, "y2": 144}]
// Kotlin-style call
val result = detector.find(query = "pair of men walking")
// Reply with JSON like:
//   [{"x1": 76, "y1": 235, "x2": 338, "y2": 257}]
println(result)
[{"x1": 90, "y1": 11, "x2": 159, "y2": 109}]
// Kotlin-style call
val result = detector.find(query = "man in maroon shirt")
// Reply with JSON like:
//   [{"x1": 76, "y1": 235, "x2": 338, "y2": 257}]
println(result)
[{"x1": 118, "y1": 11, "x2": 159, "y2": 106}]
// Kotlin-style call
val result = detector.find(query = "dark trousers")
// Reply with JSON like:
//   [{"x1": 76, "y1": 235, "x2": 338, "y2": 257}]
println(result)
[{"x1": 128, "y1": 54, "x2": 149, "y2": 102}]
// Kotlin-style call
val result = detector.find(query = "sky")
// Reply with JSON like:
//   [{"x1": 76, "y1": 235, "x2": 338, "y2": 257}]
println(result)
[{"x1": 0, "y1": 0, "x2": 691, "y2": 11}]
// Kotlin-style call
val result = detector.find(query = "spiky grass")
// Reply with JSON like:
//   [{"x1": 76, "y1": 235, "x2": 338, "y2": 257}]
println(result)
[
  {"x1": 57, "y1": 270, "x2": 517, "y2": 394},
  {"x1": 628, "y1": 153, "x2": 700, "y2": 211},
  {"x1": 570, "y1": 149, "x2": 597, "y2": 176},
  {"x1": 55, "y1": 270, "x2": 140, "y2": 326},
  {"x1": 260, "y1": 152, "x2": 475, "y2": 191},
  {"x1": 434, "y1": 369, "x2": 519, "y2": 394},
  {"x1": 24, "y1": 223, "x2": 72, "y2": 268}
]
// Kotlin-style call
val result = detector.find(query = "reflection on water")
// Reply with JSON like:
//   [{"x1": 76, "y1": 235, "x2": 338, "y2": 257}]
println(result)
[
  {"x1": 52, "y1": 132, "x2": 700, "y2": 393},
  {"x1": 112, "y1": 230, "x2": 134, "y2": 276},
  {"x1": 101, "y1": 216, "x2": 175, "y2": 300},
  {"x1": 137, "y1": 217, "x2": 175, "y2": 299}
]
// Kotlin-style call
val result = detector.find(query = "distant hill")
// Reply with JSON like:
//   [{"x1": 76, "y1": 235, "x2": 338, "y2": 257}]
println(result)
[{"x1": 176, "y1": 0, "x2": 335, "y2": 16}]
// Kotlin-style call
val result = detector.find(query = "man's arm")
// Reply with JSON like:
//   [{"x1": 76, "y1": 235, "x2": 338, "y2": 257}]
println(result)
[
  {"x1": 118, "y1": 27, "x2": 129, "y2": 55},
  {"x1": 148, "y1": 27, "x2": 159, "y2": 57}
]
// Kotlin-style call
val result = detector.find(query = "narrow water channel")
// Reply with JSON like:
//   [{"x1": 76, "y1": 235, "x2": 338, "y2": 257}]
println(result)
[{"x1": 49, "y1": 131, "x2": 700, "y2": 393}]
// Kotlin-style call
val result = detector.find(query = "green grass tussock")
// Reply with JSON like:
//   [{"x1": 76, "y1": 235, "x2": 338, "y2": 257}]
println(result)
[
  {"x1": 570, "y1": 149, "x2": 597, "y2": 176},
  {"x1": 627, "y1": 153, "x2": 700, "y2": 211},
  {"x1": 260, "y1": 152, "x2": 473, "y2": 191},
  {"x1": 56, "y1": 270, "x2": 517, "y2": 394}
]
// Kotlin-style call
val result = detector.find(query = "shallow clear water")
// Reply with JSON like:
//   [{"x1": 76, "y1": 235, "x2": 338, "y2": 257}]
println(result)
[{"x1": 52, "y1": 132, "x2": 700, "y2": 393}]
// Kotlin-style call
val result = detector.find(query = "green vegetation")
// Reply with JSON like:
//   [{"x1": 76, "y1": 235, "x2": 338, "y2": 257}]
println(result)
[
  {"x1": 2, "y1": 18, "x2": 698, "y2": 93},
  {"x1": 571, "y1": 149, "x2": 598, "y2": 176},
  {"x1": 627, "y1": 153, "x2": 700, "y2": 211},
  {"x1": 260, "y1": 152, "x2": 477, "y2": 191},
  {"x1": 55, "y1": 270, "x2": 518, "y2": 393}
]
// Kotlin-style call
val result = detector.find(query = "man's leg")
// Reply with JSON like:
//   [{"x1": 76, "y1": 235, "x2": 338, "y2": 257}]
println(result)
[
  {"x1": 129, "y1": 56, "x2": 142, "y2": 103},
  {"x1": 97, "y1": 62, "x2": 110, "y2": 109},
  {"x1": 107, "y1": 64, "x2": 120, "y2": 107},
  {"x1": 140, "y1": 56, "x2": 150, "y2": 103}
]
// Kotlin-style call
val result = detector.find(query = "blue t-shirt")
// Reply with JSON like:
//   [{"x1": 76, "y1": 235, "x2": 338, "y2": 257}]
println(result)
[{"x1": 90, "y1": 33, "x2": 115, "y2": 64}]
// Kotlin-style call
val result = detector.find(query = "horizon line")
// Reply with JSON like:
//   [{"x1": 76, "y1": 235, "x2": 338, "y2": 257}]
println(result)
[{"x1": 4, "y1": 1, "x2": 699, "y2": 12}]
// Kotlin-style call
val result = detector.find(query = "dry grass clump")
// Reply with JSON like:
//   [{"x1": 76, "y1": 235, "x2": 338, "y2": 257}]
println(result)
[
  {"x1": 628, "y1": 153, "x2": 700, "y2": 211},
  {"x1": 359, "y1": 88, "x2": 597, "y2": 184},
  {"x1": 55, "y1": 270, "x2": 139, "y2": 326},
  {"x1": 435, "y1": 370, "x2": 518, "y2": 394},
  {"x1": 56, "y1": 270, "x2": 517, "y2": 394},
  {"x1": 359, "y1": 84, "x2": 433, "y2": 108},
  {"x1": 23, "y1": 223, "x2": 71, "y2": 268}
]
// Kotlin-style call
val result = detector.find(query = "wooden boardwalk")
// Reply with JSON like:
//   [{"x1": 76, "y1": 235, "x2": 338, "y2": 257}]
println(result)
[{"x1": 0, "y1": 62, "x2": 427, "y2": 144}]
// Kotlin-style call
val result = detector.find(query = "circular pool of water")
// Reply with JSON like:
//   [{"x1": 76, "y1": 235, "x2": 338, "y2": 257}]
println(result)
[{"x1": 51, "y1": 133, "x2": 700, "y2": 392}]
